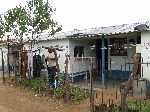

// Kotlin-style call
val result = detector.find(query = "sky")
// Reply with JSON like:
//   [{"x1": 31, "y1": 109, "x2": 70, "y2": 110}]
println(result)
[{"x1": 0, "y1": 0, "x2": 150, "y2": 32}]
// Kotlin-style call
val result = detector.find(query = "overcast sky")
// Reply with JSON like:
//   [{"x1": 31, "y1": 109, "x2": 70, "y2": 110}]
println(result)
[{"x1": 0, "y1": 0, "x2": 150, "y2": 32}]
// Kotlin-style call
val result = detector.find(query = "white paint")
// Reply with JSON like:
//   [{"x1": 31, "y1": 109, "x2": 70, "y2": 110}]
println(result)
[
  {"x1": 108, "y1": 36, "x2": 137, "y2": 71},
  {"x1": 24, "y1": 39, "x2": 69, "y2": 73},
  {"x1": 136, "y1": 44, "x2": 141, "y2": 53},
  {"x1": 0, "y1": 44, "x2": 8, "y2": 66},
  {"x1": 69, "y1": 39, "x2": 96, "y2": 73},
  {"x1": 141, "y1": 31, "x2": 150, "y2": 80}
]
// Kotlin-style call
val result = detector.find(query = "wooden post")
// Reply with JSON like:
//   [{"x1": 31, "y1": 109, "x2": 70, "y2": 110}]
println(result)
[
  {"x1": 90, "y1": 57, "x2": 94, "y2": 112},
  {"x1": 42, "y1": 54, "x2": 49, "y2": 94},
  {"x1": 2, "y1": 51, "x2": 5, "y2": 82},
  {"x1": 53, "y1": 48, "x2": 61, "y2": 85},
  {"x1": 14, "y1": 58, "x2": 17, "y2": 82},
  {"x1": 65, "y1": 54, "x2": 70, "y2": 102},
  {"x1": 121, "y1": 54, "x2": 140, "y2": 112},
  {"x1": 19, "y1": 51, "x2": 21, "y2": 82}
]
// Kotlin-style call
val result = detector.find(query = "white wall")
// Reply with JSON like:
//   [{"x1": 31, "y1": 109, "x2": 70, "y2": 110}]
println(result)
[
  {"x1": 107, "y1": 36, "x2": 137, "y2": 71},
  {"x1": 0, "y1": 44, "x2": 8, "y2": 66},
  {"x1": 141, "y1": 31, "x2": 150, "y2": 80},
  {"x1": 69, "y1": 39, "x2": 96, "y2": 73},
  {"x1": 24, "y1": 39, "x2": 69, "y2": 73}
]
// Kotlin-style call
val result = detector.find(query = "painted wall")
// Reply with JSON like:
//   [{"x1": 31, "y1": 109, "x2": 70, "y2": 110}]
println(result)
[
  {"x1": 107, "y1": 36, "x2": 137, "y2": 78},
  {"x1": 69, "y1": 39, "x2": 96, "y2": 74},
  {"x1": 141, "y1": 31, "x2": 150, "y2": 80},
  {"x1": 24, "y1": 39, "x2": 69, "y2": 73},
  {"x1": 0, "y1": 44, "x2": 8, "y2": 66}
]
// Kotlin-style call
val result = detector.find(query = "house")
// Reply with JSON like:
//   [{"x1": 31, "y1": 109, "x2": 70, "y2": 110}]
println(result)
[
  {"x1": 2, "y1": 21, "x2": 150, "y2": 86},
  {"x1": 0, "y1": 42, "x2": 8, "y2": 71},
  {"x1": 0, "y1": 42, "x2": 23, "y2": 73}
]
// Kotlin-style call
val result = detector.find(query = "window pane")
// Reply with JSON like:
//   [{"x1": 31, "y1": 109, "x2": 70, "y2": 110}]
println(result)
[
  {"x1": 110, "y1": 38, "x2": 127, "y2": 56},
  {"x1": 120, "y1": 50, "x2": 127, "y2": 56},
  {"x1": 74, "y1": 46, "x2": 78, "y2": 57},
  {"x1": 79, "y1": 46, "x2": 84, "y2": 57},
  {"x1": 74, "y1": 46, "x2": 84, "y2": 57},
  {"x1": 111, "y1": 50, "x2": 119, "y2": 55},
  {"x1": 112, "y1": 40, "x2": 119, "y2": 49}
]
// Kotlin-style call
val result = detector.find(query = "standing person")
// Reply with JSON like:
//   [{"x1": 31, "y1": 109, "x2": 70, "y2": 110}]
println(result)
[{"x1": 45, "y1": 48, "x2": 56, "y2": 82}]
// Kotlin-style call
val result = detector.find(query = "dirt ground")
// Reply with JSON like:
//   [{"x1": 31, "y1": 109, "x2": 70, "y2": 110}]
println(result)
[{"x1": 0, "y1": 75, "x2": 149, "y2": 112}]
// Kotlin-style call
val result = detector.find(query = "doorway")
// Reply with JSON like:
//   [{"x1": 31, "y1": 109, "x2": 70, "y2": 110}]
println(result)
[{"x1": 96, "y1": 39, "x2": 108, "y2": 77}]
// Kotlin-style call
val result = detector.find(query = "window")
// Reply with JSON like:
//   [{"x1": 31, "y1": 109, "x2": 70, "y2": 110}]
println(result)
[
  {"x1": 110, "y1": 38, "x2": 127, "y2": 56},
  {"x1": 74, "y1": 46, "x2": 84, "y2": 57}
]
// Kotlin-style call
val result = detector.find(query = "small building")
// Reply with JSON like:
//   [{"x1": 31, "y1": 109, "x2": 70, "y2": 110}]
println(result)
[{"x1": 7, "y1": 21, "x2": 150, "y2": 85}]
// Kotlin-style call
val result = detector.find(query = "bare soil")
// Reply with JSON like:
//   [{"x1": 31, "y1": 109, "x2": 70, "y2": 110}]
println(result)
[{"x1": 0, "y1": 74, "x2": 150, "y2": 112}]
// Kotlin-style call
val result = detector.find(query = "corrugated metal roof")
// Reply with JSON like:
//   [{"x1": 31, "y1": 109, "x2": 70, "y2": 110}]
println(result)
[{"x1": 24, "y1": 21, "x2": 150, "y2": 41}]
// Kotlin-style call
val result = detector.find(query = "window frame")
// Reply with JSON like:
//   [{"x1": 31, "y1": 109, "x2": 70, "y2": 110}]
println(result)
[
  {"x1": 74, "y1": 46, "x2": 84, "y2": 57},
  {"x1": 110, "y1": 38, "x2": 127, "y2": 56}
]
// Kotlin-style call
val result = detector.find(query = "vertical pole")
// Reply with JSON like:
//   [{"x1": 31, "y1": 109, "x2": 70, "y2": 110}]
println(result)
[
  {"x1": 102, "y1": 35, "x2": 105, "y2": 85},
  {"x1": 90, "y1": 57, "x2": 94, "y2": 111},
  {"x1": 65, "y1": 54, "x2": 70, "y2": 102},
  {"x1": 7, "y1": 43, "x2": 10, "y2": 78},
  {"x1": 2, "y1": 51, "x2": 5, "y2": 82},
  {"x1": 14, "y1": 58, "x2": 17, "y2": 82}
]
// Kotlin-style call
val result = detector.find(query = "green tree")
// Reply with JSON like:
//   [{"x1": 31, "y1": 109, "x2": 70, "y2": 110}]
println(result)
[
  {"x1": 4, "y1": 5, "x2": 28, "y2": 45},
  {"x1": 3, "y1": 0, "x2": 62, "y2": 49},
  {"x1": 0, "y1": 14, "x2": 5, "y2": 42},
  {"x1": 25, "y1": 0, "x2": 62, "y2": 50}
]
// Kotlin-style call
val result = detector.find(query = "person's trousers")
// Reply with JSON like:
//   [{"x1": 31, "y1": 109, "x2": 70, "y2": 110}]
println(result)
[{"x1": 47, "y1": 66, "x2": 56, "y2": 82}]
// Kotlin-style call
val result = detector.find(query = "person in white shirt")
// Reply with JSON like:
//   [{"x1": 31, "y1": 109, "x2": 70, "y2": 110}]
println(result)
[{"x1": 45, "y1": 48, "x2": 56, "y2": 82}]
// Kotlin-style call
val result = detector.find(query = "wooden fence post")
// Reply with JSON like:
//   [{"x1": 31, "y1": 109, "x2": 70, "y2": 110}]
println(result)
[
  {"x1": 42, "y1": 54, "x2": 49, "y2": 95},
  {"x1": 121, "y1": 53, "x2": 140, "y2": 112},
  {"x1": 53, "y1": 48, "x2": 61, "y2": 85},
  {"x1": 2, "y1": 51, "x2": 5, "y2": 83},
  {"x1": 14, "y1": 58, "x2": 17, "y2": 82},
  {"x1": 65, "y1": 54, "x2": 70, "y2": 102},
  {"x1": 90, "y1": 57, "x2": 94, "y2": 112}
]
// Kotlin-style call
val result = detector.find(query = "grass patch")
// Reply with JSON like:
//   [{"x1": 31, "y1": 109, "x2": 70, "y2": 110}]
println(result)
[
  {"x1": 15, "y1": 77, "x2": 90, "y2": 101},
  {"x1": 114, "y1": 101, "x2": 150, "y2": 112}
]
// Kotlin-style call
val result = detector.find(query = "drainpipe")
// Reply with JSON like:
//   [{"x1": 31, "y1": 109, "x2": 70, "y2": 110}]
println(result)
[{"x1": 102, "y1": 35, "x2": 105, "y2": 85}]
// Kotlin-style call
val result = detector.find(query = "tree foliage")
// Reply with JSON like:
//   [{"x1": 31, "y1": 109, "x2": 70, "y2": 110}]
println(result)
[
  {"x1": 0, "y1": 0, "x2": 62, "y2": 44},
  {"x1": 26, "y1": 0, "x2": 62, "y2": 37},
  {"x1": 0, "y1": 14, "x2": 5, "y2": 42}
]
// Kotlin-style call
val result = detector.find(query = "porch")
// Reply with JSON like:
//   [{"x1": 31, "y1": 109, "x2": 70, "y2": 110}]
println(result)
[
  {"x1": 72, "y1": 76, "x2": 128, "y2": 90},
  {"x1": 69, "y1": 32, "x2": 141, "y2": 86}
]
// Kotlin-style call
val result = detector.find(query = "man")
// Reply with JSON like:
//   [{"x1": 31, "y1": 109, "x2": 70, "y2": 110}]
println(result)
[{"x1": 45, "y1": 48, "x2": 56, "y2": 82}]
